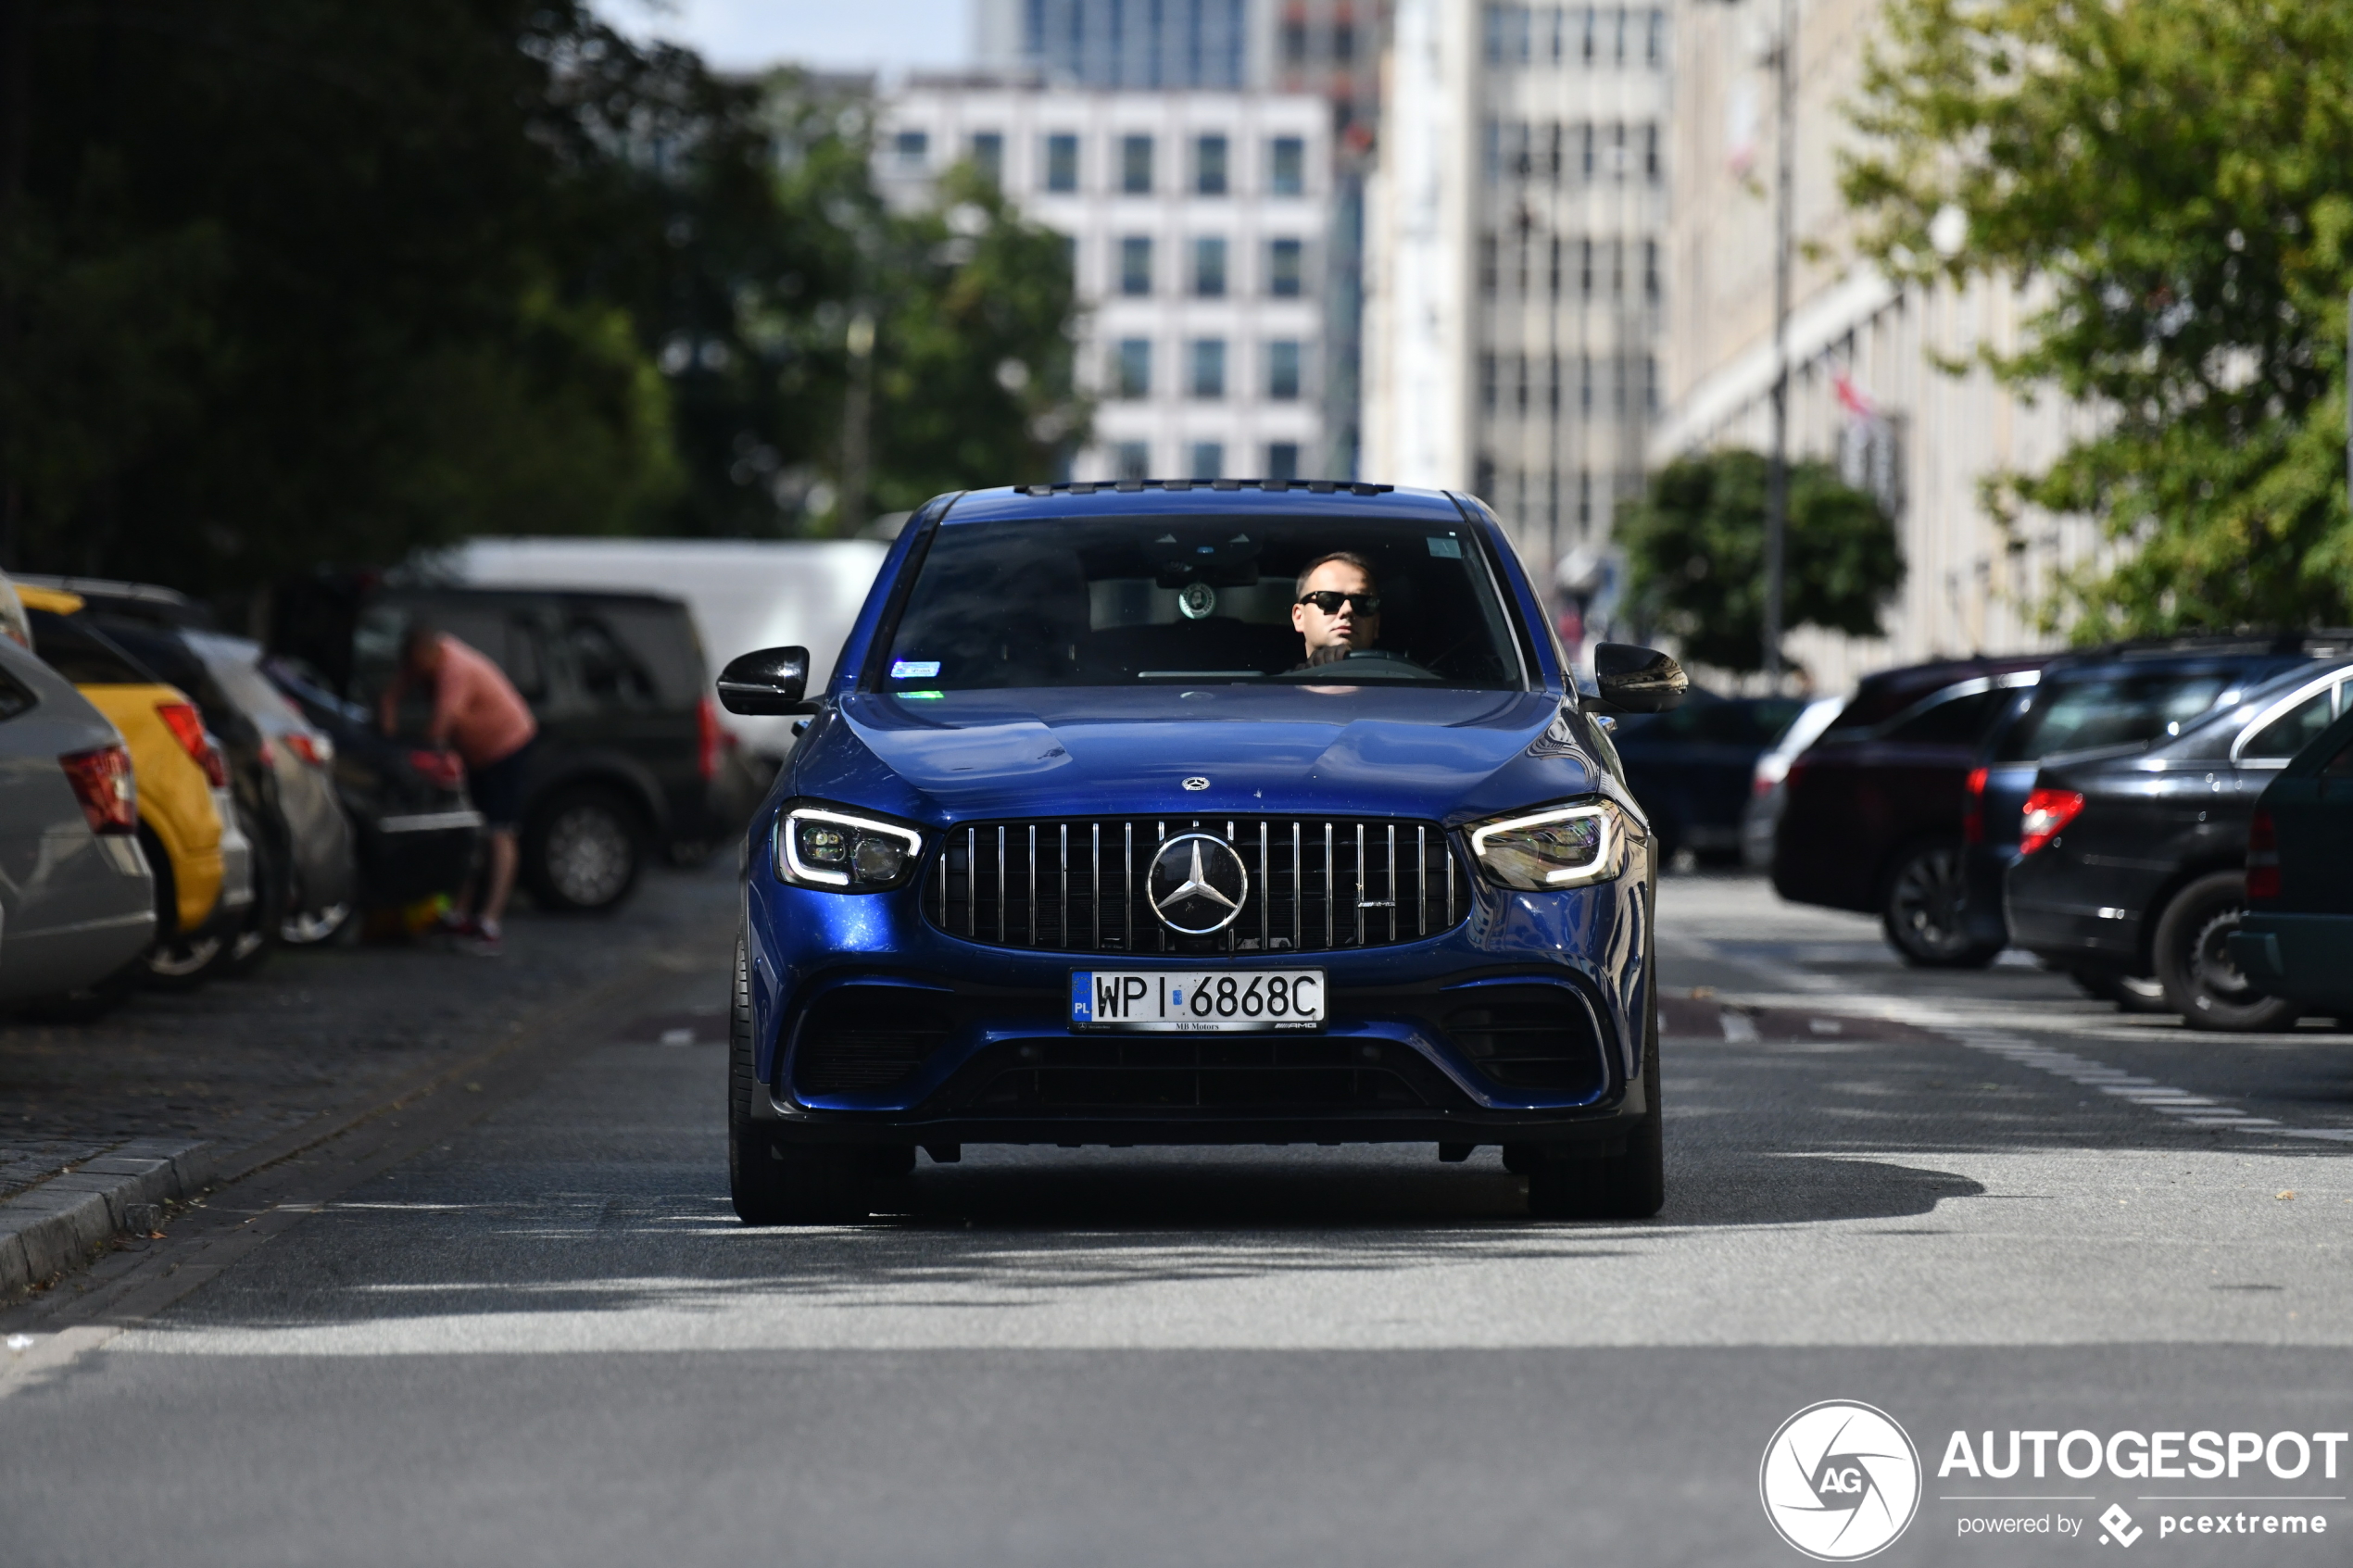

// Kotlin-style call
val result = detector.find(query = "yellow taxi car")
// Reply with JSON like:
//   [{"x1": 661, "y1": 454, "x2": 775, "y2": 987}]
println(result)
[{"x1": 19, "y1": 584, "x2": 236, "y2": 957}]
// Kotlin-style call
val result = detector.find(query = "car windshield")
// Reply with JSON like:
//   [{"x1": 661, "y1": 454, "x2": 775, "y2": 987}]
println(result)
[
  {"x1": 876, "y1": 516, "x2": 1528, "y2": 691},
  {"x1": 1994, "y1": 671, "x2": 2236, "y2": 761}
]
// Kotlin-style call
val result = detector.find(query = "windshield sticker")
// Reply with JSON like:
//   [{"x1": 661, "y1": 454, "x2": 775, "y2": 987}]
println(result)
[
  {"x1": 898, "y1": 689, "x2": 945, "y2": 700},
  {"x1": 1427, "y1": 535, "x2": 1464, "y2": 558},
  {"x1": 890, "y1": 660, "x2": 942, "y2": 679}
]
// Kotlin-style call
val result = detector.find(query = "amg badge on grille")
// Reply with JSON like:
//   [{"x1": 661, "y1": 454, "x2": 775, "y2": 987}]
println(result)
[{"x1": 1147, "y1": 834, "x2": 1250, "y2": 935}]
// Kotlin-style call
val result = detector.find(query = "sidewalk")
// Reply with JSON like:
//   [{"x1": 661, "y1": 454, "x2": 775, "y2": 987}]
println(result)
[{"x1": 0, "y1": 860, "x2": 737, "y2": 1297}]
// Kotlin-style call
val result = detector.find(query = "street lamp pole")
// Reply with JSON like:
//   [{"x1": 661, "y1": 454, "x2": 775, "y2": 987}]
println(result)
[{"x1": 1762, "y1": 0, "x2": 1795, "y2": 688}]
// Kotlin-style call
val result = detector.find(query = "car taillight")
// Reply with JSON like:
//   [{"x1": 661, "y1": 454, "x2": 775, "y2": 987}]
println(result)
[
  {"x1": 59, "y1": 745, "x2": 137, "y2": 834},
  {"x1": 409, "y1": 748, "x2": 465, "y2": 790},
  {"x1": 1784, "y1": 758, "x2": 1809, "y2": 792},
  {"x1": 697, "y1": 693, "x2": 724, "y2": 782},
  {"x1": 257, "y1": 739, "x2": 276, "y2": 768},
  {"x1": 1962, "y1": 766, "x2": 1989, "y2": 845},
  {"x1": 2246, "y1": 807, "x2": 2280, "y2": 902},
  {"x1": 2018, "y1": 787, "x2": 2085, "y2": 856},
  {"x1": 155, "y1": 701, "x2": 228, "y2": 787},
  {"x1": 285, "y1": 732, "x2": 333, "y2": 768}
]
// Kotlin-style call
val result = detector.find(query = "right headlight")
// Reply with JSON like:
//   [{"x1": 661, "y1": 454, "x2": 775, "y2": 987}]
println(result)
[
  {"x1": 1466, "y1": 798, "x2": 1632, "y2": 890},
  {"x1": 775, "y1": 803, "x2": 925, "y2": 891}
]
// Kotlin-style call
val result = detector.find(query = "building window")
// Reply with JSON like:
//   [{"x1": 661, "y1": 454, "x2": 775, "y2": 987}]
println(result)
[
  {"x1": 1579, "y1": 237, "x2": 1594, "y2": 298},
  {"x1": 1515, "y1": 354, "x2": 1530, "y2": 414},
  {"x1": 1643, "y1": 355, "x2": 1659, "y2": 411},
  {"x1": 1482, "y1": 118, "x2": 1501, "y2": 182},
  {"x1": 1333, "y1": 20, "x2": 1356, "y2": 61},
  {"x1": 1188, "y1": 441, "x2": 1224, "y2": 479},
  {"x1": 1480, "y1": 353, "x2": 1498, "y2": 412},
  {"x1": 1266, "y1": 442, "x2": 1301, "y2": 481},
  {"x1": 1610, "y1": 121, "x2": 1628, "y2": 180},
  {"x1": 1609, "y1": 237, "x2": 1625, "y2": 299},
  {"x1": 1268, "y1": 237, "x2": 1304, "y2": 296},
  {"x1": 1614, "y1": 3, "x2": 1629, "y2": 64},
  {"x1": 1548, "y1": 353, "x2": 1562, "y2": 412},
  {"x1": 1578, "y1": 469, "x2": 1592, "y2": 527},
  {"x1": 1479, "y1": 232, "x2": 1498, "y2": 295},
  {"x1": 970, "y1": 131, "x2": 1003, "y2": 184},
  {"x1": 1580, "y1": 6, "x2": 1598, "y2": 64},
  {"x1": 1578, "y1": 120, "x2": 1595, "y2": 180},
  {"x1": 1193, "y1": 236, "x2": 1227, "y2": 297},
  {"x1": 1509, "y1": 120, "x2": 1531, "y2": 179},
  {"x1": 1195, "y1": 134, "x2": 1228, "y2": 194},
  {"x1": 1114, "y1": 338, "x2": 1151, "y2": 398},
  {"x1": 1643, "y1": 239, "x2": 1660, "y2": 303},
  {"x1": 1266, "y1": 339, "x2": 1302, "y2": 400},
  {"x1": 892, "y1": 130, "x2": 929, "y2": 169},
  {"x1": 1189, "y1": 338, "x2": 1226, "y2": 398},
  {"x1": 1114, "y1": 441, "x2": 1151, "y2": 481},
  {"x1": 1269, "y1": 136, "x2": 1305, "y2": 195},
  {"x1": 1121, "y1": 133, "x2": 1153, "y2": 194},
  {"x1": 1547, "y1": 121, "x2": 1564, "y2": 181},
  {"x1": 1647, "y1": 7, "x2": 1667, "y2": 67},
  {"x1": 1282, "y1": 19, "x2": 1307, "y2": 64},
  {"x1": 1549, "y1": 234, "x2": 1564, "y2": 297},
  {"x1": 1578, "y1": 353, "x2": 1592, "y2": 412},
  {"x1": 1549, "y1": 6, "x2": 1567, "y2": 62},
  {"x1": 1045, "y1": 132, "x2": 1079, "y2": 192},
  {"x1": 1120, "y1": 236, "x2": 1153, "y2": 296},
  {"x1": 1643, "y1": 122, "x2": 1661, "y2": 183}
]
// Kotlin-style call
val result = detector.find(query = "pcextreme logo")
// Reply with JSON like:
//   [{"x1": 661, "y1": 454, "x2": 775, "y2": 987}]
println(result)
[{"x1": 1761, "y1": 1400, "x2": 1924, "y2": 1561}]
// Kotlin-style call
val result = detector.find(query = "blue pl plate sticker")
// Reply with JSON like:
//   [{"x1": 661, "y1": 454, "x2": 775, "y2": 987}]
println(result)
[
  {"x1": 1070, "y1": 972, "x2": 1093, "y2": 1022},
  {"x1": 1427, "y1": 535, "x2": 1463, "y2": 558},
  {"x1": 890, "y1": 659, "x2": 941, "y2": 679}
]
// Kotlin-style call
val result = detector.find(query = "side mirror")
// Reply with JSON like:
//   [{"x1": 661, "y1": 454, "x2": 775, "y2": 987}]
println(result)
[
  {"x1": 716, "y1": 646, "x2": 813, "y2": 715},
  {"x1": 1589, "y1": 642, "x2": 1688, "y2": 714}
]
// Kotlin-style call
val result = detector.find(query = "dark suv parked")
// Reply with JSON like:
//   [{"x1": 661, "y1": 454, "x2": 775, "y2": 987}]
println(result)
[
  {"x1": 1773, "y1": 655, "x2": 2048, "y2": 965},
  {"x1": 2006, "y1": 656, "x2": 2353, "y2": 1030},
  {"x1": 272, "y1": 577, "x2": 748, "y2": 911},
  {"x1": 1965, "y1": 637, "x2": 2348, "y2": 999}
]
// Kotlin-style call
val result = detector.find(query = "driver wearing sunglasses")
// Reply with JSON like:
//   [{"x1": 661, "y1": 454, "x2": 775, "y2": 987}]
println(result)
[{"x1": 1289, "y1": 551, "x2": 1384, "y2": 670}]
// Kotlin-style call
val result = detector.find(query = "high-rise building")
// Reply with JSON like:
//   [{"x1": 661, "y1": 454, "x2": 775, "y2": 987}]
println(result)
[
  {"x1": 1363, "y1": 1, "x2": 1672, "y2": 582},
  {"x1": 1652, "y1": 0, "x2": 2099, "y2": 684},
  {"x1": 880, "y1": 79, "x2": 1330, "y2": 482},
  {"x1": 975, "y1": 0, "x2": 1252, "y2": 87}
]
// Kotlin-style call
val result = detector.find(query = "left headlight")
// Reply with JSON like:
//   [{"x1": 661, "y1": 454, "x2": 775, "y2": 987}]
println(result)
[
  {"x1": 1466, "y1": 798, "x2": 1631, "y2": 890},
  {"x1": 776, "y1": 804, "x2": 925, "y2": 891}
]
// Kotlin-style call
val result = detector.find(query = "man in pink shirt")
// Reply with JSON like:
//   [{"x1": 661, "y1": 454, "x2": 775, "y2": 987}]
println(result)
[{"x1": 381, "y1": 621, "x2": 539, "y2": 956}]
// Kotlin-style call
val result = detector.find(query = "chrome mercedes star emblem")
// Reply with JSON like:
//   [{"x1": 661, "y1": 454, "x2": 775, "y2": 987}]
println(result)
[
  {"x1": 1182, "y1": 776, "x2": 1210, "y2": 791},
  {"x1": 1147, "y1": 834, "x2": 1250, "y2": 935}
]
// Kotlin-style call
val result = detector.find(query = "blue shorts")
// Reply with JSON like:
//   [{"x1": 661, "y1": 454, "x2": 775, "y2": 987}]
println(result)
[{"x1": 468, "y1": 741, "x2": 535, "y2": 832}]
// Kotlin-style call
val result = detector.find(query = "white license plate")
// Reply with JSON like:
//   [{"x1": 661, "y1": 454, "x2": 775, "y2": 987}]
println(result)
[{"x1": 1069, "y1": 970, "x2": 1326, "y2": 1033}]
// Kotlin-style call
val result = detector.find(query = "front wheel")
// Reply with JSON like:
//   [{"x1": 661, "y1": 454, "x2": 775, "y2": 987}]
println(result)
[
  {"x1": 1518, "y1": 986, "x2": 1664, "y2": 1220},
  {"x1": 727, "y1": 935, "x2": 875, "y2": 1224},
  {"x1": 522, "y1": 785, "x2": 645, "y2": 912},
  {"x1": 1881, "y1": 841, "x2": 2001, "y2": 968},
  {"x1": 2153, "y1": 871, "x2": 2301, "y2": 1032}
]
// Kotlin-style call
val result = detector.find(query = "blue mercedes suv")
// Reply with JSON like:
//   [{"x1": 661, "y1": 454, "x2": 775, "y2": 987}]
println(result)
[{"x1": 716, "y1": 481, "x2": 1685, "y2": 1222}]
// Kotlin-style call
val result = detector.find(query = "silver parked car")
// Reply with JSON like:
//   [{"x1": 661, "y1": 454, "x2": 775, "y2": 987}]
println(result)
[{"x1": 0, "y1": 633, "x2": 157, "y2": 1015}]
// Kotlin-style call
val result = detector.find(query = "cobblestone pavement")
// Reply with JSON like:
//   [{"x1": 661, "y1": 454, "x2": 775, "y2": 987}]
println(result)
[{"x1": 0, "y1": 860, "x2": 740, "y2": 1202}]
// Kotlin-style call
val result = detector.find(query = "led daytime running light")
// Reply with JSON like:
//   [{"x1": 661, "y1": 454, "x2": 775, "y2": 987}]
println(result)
[
  {"x1": 778, "y1": 805, "x2": 924, "y2": 889},
  {"x1": 1467, "y1": 801, "x2": 1623, "y2": 889}
]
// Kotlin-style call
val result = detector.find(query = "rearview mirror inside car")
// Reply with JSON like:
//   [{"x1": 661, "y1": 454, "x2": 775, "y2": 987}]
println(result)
[
  {"x1": 716, "y1": 646, "x2": 814, "y2": 715},
  {"x1": 1589, "y1": 643, "x2": 1688, "y2": 713}
]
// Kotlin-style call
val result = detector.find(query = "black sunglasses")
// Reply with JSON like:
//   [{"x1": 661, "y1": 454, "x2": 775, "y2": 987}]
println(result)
[{"x1": 1295, "y1": 591, "x2": 1382, "y2": 615}]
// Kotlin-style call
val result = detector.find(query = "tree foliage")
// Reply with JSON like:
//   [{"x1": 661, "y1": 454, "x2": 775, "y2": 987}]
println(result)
[
  {"x1": 0, "y1": 4, "x2": 1084, "y2": 594},
  {"x1": 1620, "y1": 449, "x2": 1905, "y2": 673},
  {"x1": 1842, "y1": 0, "x2": 2353, "y2": 637}
]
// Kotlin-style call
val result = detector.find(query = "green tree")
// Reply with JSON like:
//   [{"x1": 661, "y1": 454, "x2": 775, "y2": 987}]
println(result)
[
  {"x1": 1621, "y1": 449, "x2": 1905, "y2": 673},
  {"x1": 1842, "y1": 0, "x2": 2353, "y2": 637}
]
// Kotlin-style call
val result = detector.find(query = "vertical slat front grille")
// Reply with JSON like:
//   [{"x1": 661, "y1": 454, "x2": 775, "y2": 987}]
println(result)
[{"x1": 923, "y1": 817, "x2": 1466, "y2": 953}]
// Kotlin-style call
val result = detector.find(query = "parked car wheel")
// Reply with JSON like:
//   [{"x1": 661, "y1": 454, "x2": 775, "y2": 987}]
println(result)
[
  {"x1": 216, "y1": 809, "x2": 283, "y2": 979},
  {"x1": 1881, "y1": 840, "x2": 2002, "y2": 968},
  {"x1": 727, "y1": 936, "x2": 873, "y2": 1224},
  {"x1": 1518, "y1": 988, "x2": 1663, "y2": 1220},
  {"x1": 282, "y1": 901, "x2": 353, "y2": 946},
  {"x1": 2153, "y1": 870, "x2": 2302, "y2": 1032},
  {"x1": 522, "y1": 784, "x2": 644, "y2": 911},
  {"x1": 2068, "y1": 968, "x2": 2171, "y2": 1013}
]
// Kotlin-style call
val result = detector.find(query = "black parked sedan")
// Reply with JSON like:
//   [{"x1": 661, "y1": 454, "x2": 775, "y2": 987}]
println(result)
[
  {"x1": 1964, "y1": 637, "x2": 2342, "y2": 998},
  {"x1": 2006, "y1": 658, "x2": 2353, "y2": 1029},
  {"x1": 2229, "y1": 704, "x2": 2353, "y2": 1014},
  {"x1": 1774, "y1": 655, "x2": 2047, "y2": 965}
]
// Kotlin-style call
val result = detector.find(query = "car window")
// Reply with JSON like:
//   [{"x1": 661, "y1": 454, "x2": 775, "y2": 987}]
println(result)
[
  {"x1": 1882, "y1": 687, "x2": 2003, "y2": 745},
  {"x1": 2242, "y1": 686, "x2": 2336, "y2": 761},
  {"x1": 593, "y1": 603, "x2": 703, "y2": 708},
  {"x1": 565, "y1": 616, "x2": 660, "y2": 709},
  {"x1": 881, "y1": 516, "x2": 1526, "y2": 691},
  {"x1": 26, "y1": 608, "x2": 158, "y2": 686},
  {"x1": 1994, "y1": 671, "x2": 2234, "y2": 761}
]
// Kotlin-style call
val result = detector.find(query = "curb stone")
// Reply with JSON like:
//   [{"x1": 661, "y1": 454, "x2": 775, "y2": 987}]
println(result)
[{"x1": 0, "y1": 1138, "x2": 215, "y2": 1299}]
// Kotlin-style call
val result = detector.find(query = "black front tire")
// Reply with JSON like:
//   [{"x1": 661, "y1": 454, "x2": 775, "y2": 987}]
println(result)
[
  {"x1": 2153, "y1": 871, "x2": 2301, "y2": 1032},
  {"x1": 1521, "y1": 982, "x2": 1664, "y2": 1220},
  {"x1": 727, "y1": 935, "x2": 875, "y2": 1224},
  {"x1": 1881, "y1": 840, "x2": 2002, "y2": 968},
  {"x1": 522, "y1": 785, "x2": 645, "y2": 912}
]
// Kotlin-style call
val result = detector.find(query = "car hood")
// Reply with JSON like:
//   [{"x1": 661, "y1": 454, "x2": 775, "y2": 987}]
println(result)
[{"x1": 801, "y1": 686, "x2": 1593, "y2": 823}]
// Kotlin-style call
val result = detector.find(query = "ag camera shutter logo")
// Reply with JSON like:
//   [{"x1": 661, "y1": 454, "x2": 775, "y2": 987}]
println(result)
[{"x1": 1760, "y1": 1400, "x2": 1922, "y2": 1561}]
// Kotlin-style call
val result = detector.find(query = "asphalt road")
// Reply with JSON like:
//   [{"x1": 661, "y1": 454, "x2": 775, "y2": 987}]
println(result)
[{"x1": 5, "y1": 867, "x2": 2351, "y2": 1567}]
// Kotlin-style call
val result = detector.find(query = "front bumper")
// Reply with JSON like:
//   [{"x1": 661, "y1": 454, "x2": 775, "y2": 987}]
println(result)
[{"x1": 746, "y1": 861, "x2": 1655, "y2": 1149}]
